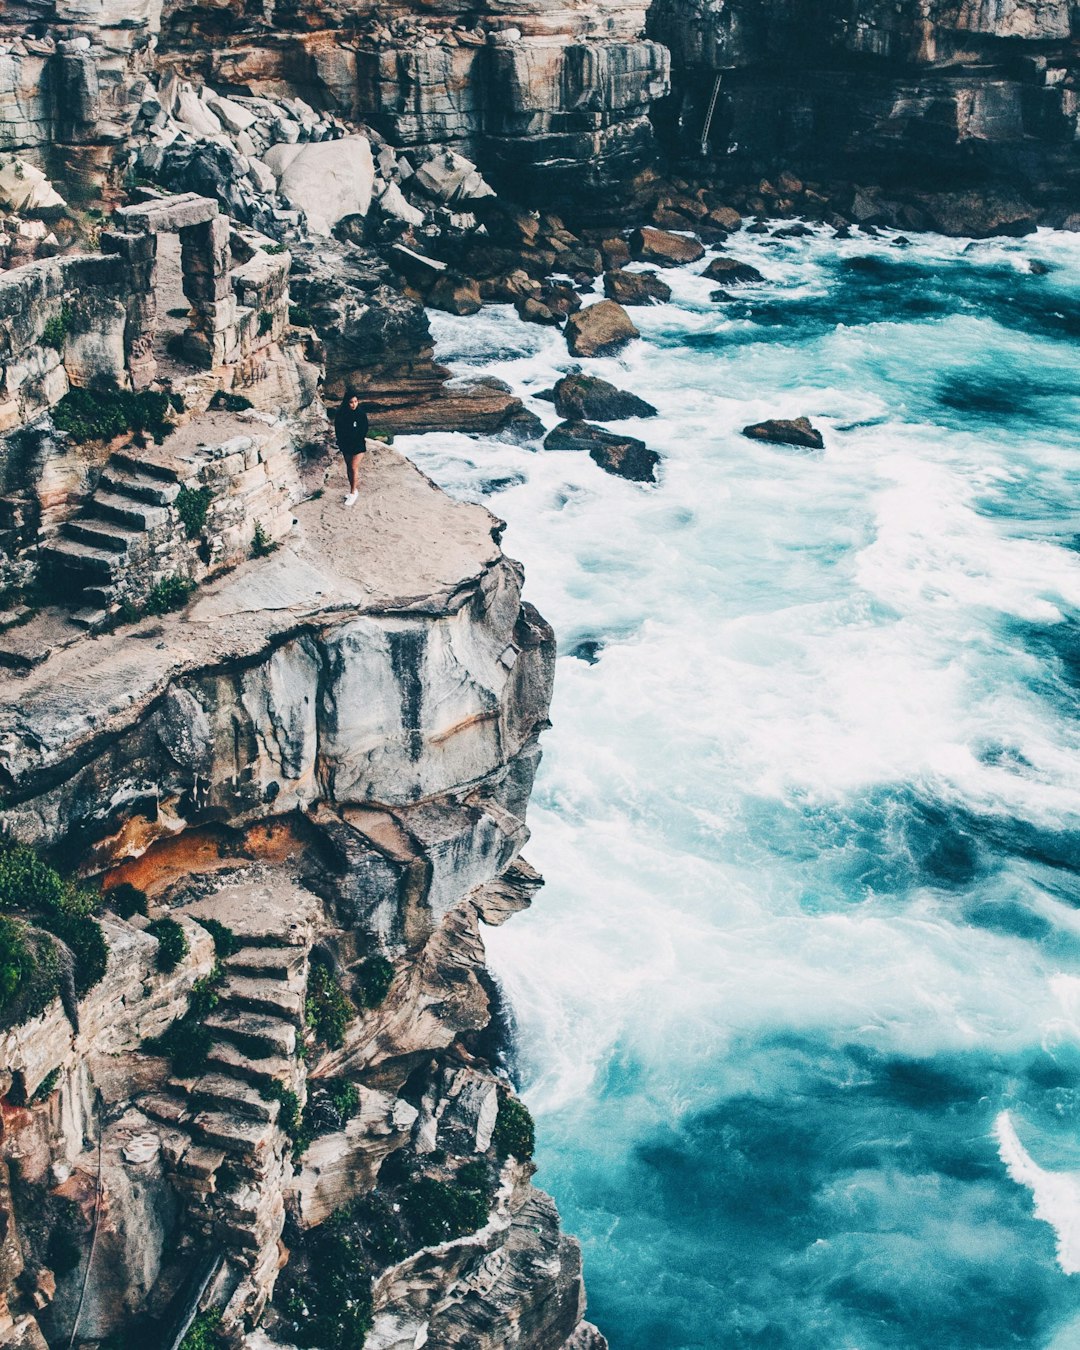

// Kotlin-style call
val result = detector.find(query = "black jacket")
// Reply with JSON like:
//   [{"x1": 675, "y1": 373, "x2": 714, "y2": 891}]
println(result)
[{"x1": 335, "y1": 402, "x2": 369, "y2": 455}]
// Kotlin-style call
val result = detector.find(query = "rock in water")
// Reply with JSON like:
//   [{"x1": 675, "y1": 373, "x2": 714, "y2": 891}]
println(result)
[
  {"x1": 552, "y1": 373, "x2": 657, "y2": 421},
  {"x1": 426, "y1": 273, "x2": 483, "y2": 315},
  {"x1": 702, "y1": 256, "x2": 765, "y2": 285},
  {"x1": 742, "y1": 417, "x2": 825, "y2": 450},
  {"x1": 603, "y1": 269, "x2": 672, "y2": 306},
  {"x1": 545, "y1": 421, "x2": 660, "y2": 482},
  {"x1": 565, "y1": 301, "x2": 639, "y2": 358},
  {"x1": 630, "y1": 226, "x2": 705, "y2": 266}
]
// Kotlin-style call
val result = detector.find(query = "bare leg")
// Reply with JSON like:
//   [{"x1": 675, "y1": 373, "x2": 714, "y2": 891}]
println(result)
[{"x1": 347, "y1": 455, "x2": 359, "y2": 493}]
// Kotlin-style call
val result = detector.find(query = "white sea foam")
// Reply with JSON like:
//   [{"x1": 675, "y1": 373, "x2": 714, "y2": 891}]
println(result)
[{"x1": 995, "y1": 1112, "x2": 1080, "y2": 1275}]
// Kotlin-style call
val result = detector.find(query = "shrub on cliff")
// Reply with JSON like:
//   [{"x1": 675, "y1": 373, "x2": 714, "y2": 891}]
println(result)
[
  {"x1": 0, "y1": 918, "x2": 59, "y2": 1026},
  {"x1": 274, "y1": 1207, "x2": 374, "y2": 1350},
  {"x1": 147, "y1": 916, "x2": 188, "y2": 973},
  {"x1": 492, "y1": 1094, "x2": 535, "y2": 1161},
  {"x1": 46, "y1": 911, "x2": 108, "y2": 996},
  {"x1": 145, "y1": 575, "x2": 195, "y2": 615},
  {"x1": 52, "y1": 387, "x2": 173, "y2": 445},
  {"x1": 178, "y1": 1309, "x2": 223, "y2": 1350},
  {"x1": 104, "y1": 882, "x2": 147, "y2": 920},
  {"x1": 301, "y1": 1079, "x2": 361, "y2": 1143},
  {"x1": 305, "y1": 963, "x2": 354, "y2": 1050},
  {"x1": 400, "y1": 1176, "x2": 489, "y2": 1248},
  {"x1": 0, "y1": 844, "x2": 67, "y2": 912},
  {"x1": 355, "y1": 955, "x2": 394, "y2": 1010},
  {"x1": 175, "y1": 485, "x2": 213, "y2": 539},
  {"x1": 0, "y1": 845, "x2": 106, "y2": 999},
  {"x1": 194, "y1": 917, "x2": 239, "y2": 958}
]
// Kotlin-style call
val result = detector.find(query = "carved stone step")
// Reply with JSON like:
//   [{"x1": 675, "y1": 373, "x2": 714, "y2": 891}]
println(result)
[
  {"x1": 191, "y1": 1073, "x2": 280, "y2": 1123},
  {"x1": 39, "y1": 538, "x2": 122, "y2": 580},
  {"x1": 110, "y1": 448, "x2": 187, "y2": 483},
  {"x1": 99, "y1": 464, "x2": 181, "y2": 506},
  {"x1": 191, "y1": 1109, "x2": 277, "y2": 1159},
  {"x1": 226, "y1": 947, "x2": 306, "y2": 980},
  {"x1": 203, "y1": 1009, "x2": 296, "y2": 1058},
  {"x1": 205, "y1": 1042, "x2": 295, "y2": 1091},
  {"x1": 92, "y1": 489, "x2": 170, "y2": 530},
  {"x1": 64, "y1": 517, "x2": 144, "y2": 554},
  {"x1": 138, "y1": 1092, "x2": 193, "y2": 1127},
  {"x1": 177, "y1": 1143, "x2": 227, "y2": 1180},
  {"x1": 218, "y1": 974, "x2": 304, "y2": 1025}
]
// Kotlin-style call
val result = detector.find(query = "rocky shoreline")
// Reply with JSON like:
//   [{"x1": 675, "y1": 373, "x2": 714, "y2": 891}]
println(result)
[{"x1": 0, "y1": 1, "x2": 1076, "y2": 1347}]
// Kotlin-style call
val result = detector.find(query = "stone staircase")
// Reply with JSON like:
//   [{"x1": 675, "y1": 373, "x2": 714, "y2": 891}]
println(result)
[
  {"x1": 38, "y1": 410, "x2": 303, "y2": 628},
  {"x1": 140, "y1": 882, "x2": 316, "y2": 1328},
  {"x1": 40, "y1": 447, "x2": 185, "y2": 625}
]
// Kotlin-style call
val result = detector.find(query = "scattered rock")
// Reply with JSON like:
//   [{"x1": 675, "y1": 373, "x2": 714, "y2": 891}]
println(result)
[
  {"x1": 544, "y1": 420, "x2": 660, "y2": 482},
  {"x1": 630, "y1": 226, "x2": 705, "y2": 266},
  {"x1": 741, "y1": 417, "x2": 825, "y2": 450},
  {"x1": 0, "y1": 159, "x2": 65, "y2": 214},
  {"x1": 564, "y1": 300, "x2": 639, "y2": 358},
  {"x1": 707, "y1": 205, "x2": 743, "y2": 232},
  {"x1": 914, "y1": 188, "x2": 1038, "y2": 238},
  {"x1": 702, "y1": 257, "x2": 765, "y2": 285},
  {"x1": 603, "y1": 269, "x2": 672, "y2": 306},
  {"x1": 516, "y1": 296, "x2": 562, "y2": 325},
  {"x1": 552, "y1": 373, "x2": 656, "y2": 421},
  {"x1": 263, "y1": 136, "x2": 374, "y2": 235},
  {"x1": 773, "y1": 223, "x2": 813, "y2": 238}
]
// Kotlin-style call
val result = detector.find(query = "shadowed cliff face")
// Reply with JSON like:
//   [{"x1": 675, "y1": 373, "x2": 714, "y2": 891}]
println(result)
[{"x1": 648, "y1": 0, "x2": 1080, "y2": 202}]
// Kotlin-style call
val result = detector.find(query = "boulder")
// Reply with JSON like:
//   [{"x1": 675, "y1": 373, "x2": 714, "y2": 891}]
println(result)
[
  {"x1": 630, "y1": 226, "x2": 704, "y2": 266},
  {"x1": 545, "y1": 421, "x2": 660, "y2": 482},
  {"x1": 707, "y1": 205, "x2": 743, "y2": 232},
  {"x1": 426, "y1": 273, "x2": 482, "y2": 316},
  {"x1": 915, "y1": 189, "x2": 1038, "y2": 239},
  {"x1": 0, "y1": 159, "x2": 65, "y2": 214},
  {"x1": 414, "y1": 150, "x2": 495, "y2": 203},
  {"x1": 516, "y1": 297, "x2": 562, "y2": 326},
  {"x1": 552, "y1": 373, "x2": 656, "y2": 421},
  {"x1": 741, "y1": 417, "x2": 824, "y2": 450},
  {"x1": 264, "y1": 136, "x2": 374, "y2": 236},
  {"x1": 379, "y1": 182, "x2": 425, "y2": 227},
  {"x1": 702, "y1": 257, "x2": 765, "y2": 285},
  {"x1": 564, "y1": 300, "x2": 638, "y2": 358},
  {"x1": 603, "y1": 269, "x2": 672, "y2": 306}
]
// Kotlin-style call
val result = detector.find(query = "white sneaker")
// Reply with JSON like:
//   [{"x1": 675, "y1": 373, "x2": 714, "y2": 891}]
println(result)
[{"x1": 343, "y1": 491, "x2": 358, "y2": 507}]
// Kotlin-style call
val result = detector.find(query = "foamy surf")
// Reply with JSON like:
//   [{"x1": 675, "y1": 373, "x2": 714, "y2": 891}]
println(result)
[{"x1": 995, "y1": 1112, "x2": 1080, "y2": 1276}]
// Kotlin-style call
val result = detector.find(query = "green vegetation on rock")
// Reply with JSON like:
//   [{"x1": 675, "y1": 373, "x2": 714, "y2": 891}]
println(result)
[
  {"x1": 194, "y1": 917, "x2": 239, "y2": 958},
  {"x1": 492, "y1": 1094, "x2": 535, "y2": 1161},
  {"x1": 145, "y1": 574, "x2": 195, "y2": 615},
  {"x1": 41, "y1": 305, "x2": 72, "y2": 351},
  {"x1": 355, "y1": 954, "x2": 394, "y2": 1009},
  {"x1": 178, "y1": 1309, "x2": 223, "y2": 1350},
  {"x1": 147, "y1": 916, "x2": 188, "y2": 972},
  {"x1": 305, "y1": 963, "x2": 354, "y2": 1050},
  {"x1": 104, "y1": 882, "x2": 147, "y2": 920},
  {"x1": 52, "y1": 387, "x2": 173, "y2": 445},
  {"x1": 175, "y1": 485, "x2": 213, "y2": 539}
]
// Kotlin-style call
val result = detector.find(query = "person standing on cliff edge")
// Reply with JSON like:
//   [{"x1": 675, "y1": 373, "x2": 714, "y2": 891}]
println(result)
[{"x1": 334, "y1": 390, "x2": 369, "y2": 507}]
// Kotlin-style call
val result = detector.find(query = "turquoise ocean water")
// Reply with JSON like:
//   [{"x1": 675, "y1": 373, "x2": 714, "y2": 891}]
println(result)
[{"x1": 400, "y1": 225, "x2": 1080, "y2": 1349}]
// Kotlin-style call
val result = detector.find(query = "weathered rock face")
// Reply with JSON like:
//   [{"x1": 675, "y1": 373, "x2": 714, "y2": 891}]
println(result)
[
  {"x1": 650, "y1": 0, "x2": 1080, "y2": 206},
  {"x1": 0, "y1": 442, "x2": 593, "y2": 1350},
  {"x1": 153, "y1": 0, "x2": 670, "y2": 217}
]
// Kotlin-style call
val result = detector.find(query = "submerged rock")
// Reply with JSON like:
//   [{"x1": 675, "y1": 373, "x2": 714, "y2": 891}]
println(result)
[
  {"x1": 564, "y1": 300, "x2": 639, "y2": 358},
  {"x1": 545, "y1": 420, "x2": 660, "y2": 482},
  {"x1": 552, "y1": 373, "x2": 657, "y2": 421},
  {"x1": 603, "y1": 268, "x2": 672, "y2": 306},
  {"x1": 742, "y1": 417, "x2": 825, "y2": 450},
  {"x1": 630, "y1": 226, "x2": 705, "y2": 266}
]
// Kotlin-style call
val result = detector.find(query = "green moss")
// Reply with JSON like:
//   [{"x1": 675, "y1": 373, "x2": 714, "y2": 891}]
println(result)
[
  {"x1": 52, "y1": 387, "x2": 173, "y2": 446},
  {"x1": 179, "y1": 1308, "x2": 223, "y2": 1350},
  {"x1": 0, "y1": 845, "x2": 106, "y2": 1003},
  {"x1": 305, "y1": 963, "x2": 354, "y2": 1051},
  {"x1": 194, "y1": 917, "x2": 238, "y2": 958},
  {"x1": 289, "y1": 304, "x2": 314, "y2": 328},
  {"x1": 175, "y1": 485, "x2": 213, "y2": 539},
  {"x1": 145, "y1": 574, "x2": 195, "y2": 615},
  {"x1": 0, "y1": 844, "x2": 67, "y2": 913},
  {"x1": 147, "y1": 916, "x2": 188, "y2": 972},
  {"x1": 41, "y1": 305, "x2": 72, "y2": 351},
  {"x1": 492, "y1": 1094, "x2": 535, "y2": 1161},
  {"x1": 0, "y1": 918, "x2": 47, "y2": 1020},
  {"x1": 105, "y1": 882, "x2": 147, "y2": 919},
  {"x1": 355, "y1": 954, "x2": 394, "y2": 1010}
]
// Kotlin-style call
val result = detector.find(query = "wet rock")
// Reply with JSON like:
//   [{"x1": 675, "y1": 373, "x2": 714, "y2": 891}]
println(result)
[
  {"x1": 742, "y1": 417, "x2": 825, "y2": 450},
  {"x1": 915, "y1": 188, "x2": 1039, "y2": 239},
  {"x1": 564, "y1": 300, "x2": 639, "y2": 358},
  {"x1": 552, "y1": 373, "x2": 657, "y2": 421},
  {"x1": 708, "y1": 205, "x2": 743, "y2": 232},
  {"x1": 426, "y1": 273, "x2": 482, "y2": 316},
  {"x1": 603, "y1": 268, "x2": 672, "y2": 306},
  {"x1": 702, "y1": 256, "x2": 765, "y2": 285},
  {"x1": 545, "y1": 421, "x2": 660, "y2": 482},
  {"x1": 515, "y1": 297, "x2": 562, "y2": 326},
  {"x1": 630, "y1": 226, "x2": 705, "y2": 266}
]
